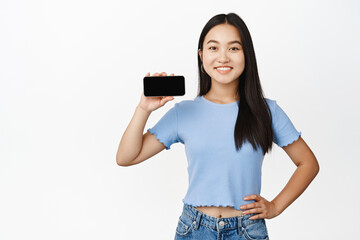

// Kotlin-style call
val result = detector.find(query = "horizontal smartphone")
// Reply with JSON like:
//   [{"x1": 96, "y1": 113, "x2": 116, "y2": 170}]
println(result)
[{"x1": 143, "y1": 75, "x2": 185, "y2": 97}]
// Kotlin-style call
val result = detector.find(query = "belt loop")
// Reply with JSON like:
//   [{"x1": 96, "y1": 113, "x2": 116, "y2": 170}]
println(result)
[
  {"x1": 237, "y1": 215, "x2": 243, "y2": 230},
  {"x1": 194, "y1": 211, "x2": 202, "y2": 230}
]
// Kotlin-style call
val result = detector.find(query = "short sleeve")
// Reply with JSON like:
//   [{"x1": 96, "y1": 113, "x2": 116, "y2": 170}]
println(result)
[
  {"x1": 271, "y1": 100, "x2": 302, "y2": 147},
  {"x1": 147, "y1": 103, "x2": 181, "y2": 150}
]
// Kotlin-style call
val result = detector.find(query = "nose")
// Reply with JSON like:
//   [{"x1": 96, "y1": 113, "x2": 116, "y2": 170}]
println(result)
[{"x1": 217, "y1": 50, "x2": 230, "y2": 63}]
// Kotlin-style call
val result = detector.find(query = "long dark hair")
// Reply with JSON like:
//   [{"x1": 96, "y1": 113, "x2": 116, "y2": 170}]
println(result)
[{"x1": 197, "y1": 13, "x2": 274, "y2": 155}]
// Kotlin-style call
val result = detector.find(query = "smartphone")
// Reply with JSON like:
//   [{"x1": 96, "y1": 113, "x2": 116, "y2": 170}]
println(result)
[{"x1": 143, "y1": 75, "x2": 185, "y2": 97}]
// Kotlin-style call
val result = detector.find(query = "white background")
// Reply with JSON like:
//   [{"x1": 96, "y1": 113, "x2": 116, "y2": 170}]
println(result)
[{"x1": 1, "y1": 0, "x2": 359, "y2": 239}]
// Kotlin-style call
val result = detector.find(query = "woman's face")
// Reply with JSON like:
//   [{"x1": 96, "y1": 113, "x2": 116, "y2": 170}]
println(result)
[{"x1": 199, "y1": 24, "x2": 245, "y2": 85}]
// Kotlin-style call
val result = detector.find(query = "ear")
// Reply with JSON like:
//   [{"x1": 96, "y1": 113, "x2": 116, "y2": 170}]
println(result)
[{"x1": 198, "y1": 49, "x2": 202, "y2": 62}]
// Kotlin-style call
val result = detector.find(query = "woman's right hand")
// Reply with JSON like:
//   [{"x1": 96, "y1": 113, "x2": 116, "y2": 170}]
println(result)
[{"x1": 138, "y1": 72, "x2": 175, "y2": 113}]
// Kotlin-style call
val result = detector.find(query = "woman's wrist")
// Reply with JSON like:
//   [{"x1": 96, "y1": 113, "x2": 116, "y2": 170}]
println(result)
[
  {"x1": 270, "y1": 199, "x2": 284, "y2": 217},
  {"x1": 136, "y1": 105, "x2": 151, "y2": 114}
]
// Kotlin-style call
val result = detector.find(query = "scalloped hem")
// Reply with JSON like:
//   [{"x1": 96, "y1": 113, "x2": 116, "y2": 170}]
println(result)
[
  {"x1": 188, "y1": 203, "x2": 236, "y2": 208},
  {"x1": 279, "y1": 131, "x2": 302, "y2": 147},
  {"x1": 182, "y1": 200, "x2": 240, "y2": 210},
  {"x1": 147, "y1": 128, "x2": 170, "y2": 150}
]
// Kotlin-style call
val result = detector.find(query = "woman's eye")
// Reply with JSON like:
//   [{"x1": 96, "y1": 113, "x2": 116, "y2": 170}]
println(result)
[{"x1": 208, "y1": 46, "x2": 240, "y2": 50}]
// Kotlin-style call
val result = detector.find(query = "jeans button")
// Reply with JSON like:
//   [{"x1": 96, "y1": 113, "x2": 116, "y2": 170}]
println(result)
[{"x1": 219, "y1": 221, "x2": 225, "y2": 227}]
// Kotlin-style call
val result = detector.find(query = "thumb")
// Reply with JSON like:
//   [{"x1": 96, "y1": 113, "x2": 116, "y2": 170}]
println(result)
[{"x1": 160, "y1": 96, "x2": 174, "y2": 105}]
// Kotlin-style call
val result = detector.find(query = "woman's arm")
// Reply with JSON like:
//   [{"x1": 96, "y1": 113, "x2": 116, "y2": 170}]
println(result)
[
  {"x1": 271, "y1": 136, "x2": 320, "y2": 215},
  {"x1": 116, "y1": 106, "x2": 151, "y2": 166}
]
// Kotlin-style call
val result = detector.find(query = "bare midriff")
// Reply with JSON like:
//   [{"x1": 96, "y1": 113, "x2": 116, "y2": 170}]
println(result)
[{"x1": 194, "y1": 206, "x2": 245, "y2": 218}]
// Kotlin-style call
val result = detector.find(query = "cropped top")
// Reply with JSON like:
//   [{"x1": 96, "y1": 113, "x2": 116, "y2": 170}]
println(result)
[{"x1": 147, "y1": 95, "x2": 302, "y2": 210}]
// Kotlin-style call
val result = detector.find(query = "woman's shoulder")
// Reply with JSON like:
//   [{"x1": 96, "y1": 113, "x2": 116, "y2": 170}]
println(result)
[
  {"x1": 264, "y1": 97, "x2": 276, "y2": 106},
  {"x1": 176, "y1": 96, "x2": 201, "y2": 108},
  {"x1": 264, "y1": 97, "x2": 278, "y2": 114},
  {"x1": 264, "y1": 97, "x2": 275, "y2": 104}
]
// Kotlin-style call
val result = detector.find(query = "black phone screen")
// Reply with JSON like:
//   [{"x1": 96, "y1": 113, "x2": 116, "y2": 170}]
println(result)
[{"x1": 143, "y1": 75, "x2": 185, "y2": 97}]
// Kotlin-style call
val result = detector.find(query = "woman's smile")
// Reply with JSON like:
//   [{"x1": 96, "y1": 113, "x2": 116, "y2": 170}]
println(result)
[{"x1": 215, "y1": 67, "x2": 232, "y2": 74}]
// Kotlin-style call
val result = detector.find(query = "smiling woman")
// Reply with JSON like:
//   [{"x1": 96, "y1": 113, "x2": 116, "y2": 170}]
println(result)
[
  {"x1": 174, "y1": 12, "x2": 317, "y2": 239},
  {"x1": 116, "y1": 11, "x2": 319, "y2": 240}
]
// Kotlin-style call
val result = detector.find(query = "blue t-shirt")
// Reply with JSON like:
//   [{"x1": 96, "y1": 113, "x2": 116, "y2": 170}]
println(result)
[{"x1": 147, "y1": 95, "x2": 301, "y2": 210}]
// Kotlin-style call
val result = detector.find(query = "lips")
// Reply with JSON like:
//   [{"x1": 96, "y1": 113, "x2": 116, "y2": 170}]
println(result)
[
  {"x1": 215, "y1": 67, "x2": 232, "y2": 74},
  {"x1": 215, "y1": 66, "x2": 232, "y2": 69}
]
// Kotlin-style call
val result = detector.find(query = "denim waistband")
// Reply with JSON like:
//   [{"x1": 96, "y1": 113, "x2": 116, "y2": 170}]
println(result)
[{"x1": 182, "y1": 203, "x2": 259, "y2": 231}]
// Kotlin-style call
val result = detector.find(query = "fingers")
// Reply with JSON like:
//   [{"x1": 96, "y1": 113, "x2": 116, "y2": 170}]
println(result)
[
  {"x1": 244, "y1": 194, "x2": 261, "y2": 201},
  {"x1": 243, "y1": 207, "x2": 262, "y2": 215},
  {"x1": 242, "y1": 205, "x2": 265, "y2": 220},
  {"x1": 240, "y1": 202, "x2": 260, "y2": 210},
  {"x1": 160, "y1": 97, "x2": 171, "y2": 106},
  {"x1": 158, "y1": 72, "x2": 173, "y2": 76},
  {"x1": 146, "y1": 72, "x2": 175, "y2": 76},
  {"x1": 240, "y1": 194, "x2": 273, "y2": 220},
  {"x1": 160, "y1": 72, "x2": 174, "y2": 76},
  {"x1": 249, "y1": 213, "x2": 265, "y2": 220},
  {"x1": 160, "y1": 96, "x2": 174, "y2": 105}
]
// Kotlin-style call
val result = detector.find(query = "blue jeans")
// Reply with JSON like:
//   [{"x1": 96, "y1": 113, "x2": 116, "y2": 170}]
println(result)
[{"x1": 174, "y1": 203, "x2": 269, "y2": 240}]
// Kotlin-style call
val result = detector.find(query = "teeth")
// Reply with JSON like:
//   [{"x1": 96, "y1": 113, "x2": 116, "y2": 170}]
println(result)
[{"x1": 216, "y1": 67, "x2": 231, "y2": 70}]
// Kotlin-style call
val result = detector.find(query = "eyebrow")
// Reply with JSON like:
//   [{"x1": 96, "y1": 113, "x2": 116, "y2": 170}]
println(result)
[{"x1": 206, "y1": 40, "x2": 242, "y2": 45}]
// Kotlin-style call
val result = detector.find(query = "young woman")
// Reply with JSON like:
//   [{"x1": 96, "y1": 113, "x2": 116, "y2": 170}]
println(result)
[{"x1": 116, "y1": 12, "x2": 319, "y2": 240}]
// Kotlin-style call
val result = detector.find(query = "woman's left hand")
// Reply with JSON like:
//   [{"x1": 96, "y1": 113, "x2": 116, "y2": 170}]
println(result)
[{"x1": 239, "y1": 194, "x2": 279, "y2": 220}]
